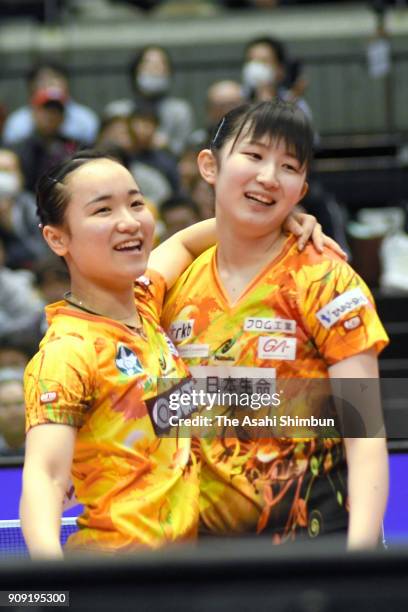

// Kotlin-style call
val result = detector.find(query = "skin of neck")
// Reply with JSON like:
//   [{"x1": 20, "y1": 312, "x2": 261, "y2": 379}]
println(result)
[
  {"x1": 68, "y1": 273, "x2": 140, "y2": 324},
  {"x1": 215, "y1": 208, "x2": 286, "y2": 274}
]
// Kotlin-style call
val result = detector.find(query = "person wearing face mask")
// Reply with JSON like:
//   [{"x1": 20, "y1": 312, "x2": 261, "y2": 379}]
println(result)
[
  {"x1": 0, "y1": 148, "x2": 49, "y2": 269},
  {"x1": 111, "y1": 45, "x2": 194, "y2": 157},
  {"x1": 242, "y1": 36, "x2": 312, "y2": 121}
]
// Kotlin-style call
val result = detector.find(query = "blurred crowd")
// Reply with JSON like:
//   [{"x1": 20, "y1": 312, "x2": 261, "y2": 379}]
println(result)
[
  {"x1": 0, "y1": 29, "x2": 384, "y2": 455},
  {"x1": 0, "y1": 0, "x2": 384, "y2": 24}
]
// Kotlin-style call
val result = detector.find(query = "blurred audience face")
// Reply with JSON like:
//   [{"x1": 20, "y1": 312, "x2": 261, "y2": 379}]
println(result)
[
  {"x1": 138, "y1": 47, "x2": 170, "y2": 77},
  {"x1": 39, "y1": 273, "x2": 70, "y2": 304},
  {"x1": 0, "y1": 376, "x2": 25, "y2": 450},
  {"x1": 97, "y1": 117, "x2": 134, "y2": 153},
  {"x1": 32, "y1": 103, "x2": 64, "y2": 138},
  {"x1": 191, "y1": 177, "x2": 214, "y2": 220},
  {"x1": 161, "y1": 203, "x2": 200, "y2": 237},
  {"x1": 130, "y1": 114, "x2": 157, "y2": 151},
  {"x1": 243, "y1": 41, "x2": 284, "y2": 92},
  {"x1": 35, "y1": 257, "x2": 70, "y2": 304},
  {"x1": 0, "y1": 149, "x2": 23, "y2": 198},
  {"x1": 246, "y1": 41, "x2": 281, "y2": 72},
  {"x1": 136, "y1": 47, "x2": 171, "y2": 96},
  {"x1": 178, "y1": 146, "x2": 201, "y2": 193},
  {"x1": 0, "y1": 348, "x2": 29, "y2": 370},
  {"x1": 206, "y1": 80, "x2": 244, "y2": 126}
]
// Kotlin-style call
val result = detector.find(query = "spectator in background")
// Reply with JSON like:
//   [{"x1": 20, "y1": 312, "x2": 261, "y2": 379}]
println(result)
[
  {"x1": 34, "y1": 255, "x2": 70, "y2": 308},
  {"x1": 0, "y1": 237, "x2": 44, "y2": 352},
  {"x1": 190, "y1": 175, "x2": 215, "y2": 220},
  {"x1": 13, "y1": 87, "x2": 81, "y2": 192},
  {"x1": 2, "y1": 61, "x2": 98, "y2": 146},
  {"x1": 0, "y1": 340, "x2": 31, "y2": 371},
  {"x1": 301, "y1": 180, "x2": 351, "y2": 257},
  {"x1": 160, "y1": 194, "x2": 201, "y2": 239},
  {"x1": 29, "y1": 255, "x2": 71, "y2": 345},
  {"x1": 128, "y1": 101, "x2": 180, "y2": 208},
  {"x1": 0, "y1": 368, "x2": 25, "y2": 457},
  {"x1": 0, "y1": 100, "x2": 7, "y2": 137},
  {"x1": 96, "y1": 103, "x2": 135, "y2": 164},
  {"x1": 178, "y1": 143, "x2": 203, "y2": 195},
  {"x1": 242, "y1": 36, "x2": 312, "y2": 119},
  {"x1": 190, "y1": 79, "x2": 245, "y2": 148},
  {"x1": 125, "y1": 45, "x2": 195, "y2": 156},
  {"x1": 99, "y1": 100, "x2": 180, "y2": 209},
  {"x1": 0, "y1": 148, "x2": 49, "y2": 269}
]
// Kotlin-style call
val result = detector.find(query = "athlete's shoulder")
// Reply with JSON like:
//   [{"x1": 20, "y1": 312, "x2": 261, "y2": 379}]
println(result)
[{"x1": 285, "y1": 240, "x2": 352, "y2": 280}]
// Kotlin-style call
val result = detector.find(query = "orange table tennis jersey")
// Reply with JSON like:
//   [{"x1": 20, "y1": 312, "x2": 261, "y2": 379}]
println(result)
[
  {"x1": 161, "y1": 236, "x2": 389, "y2": 541},
  {"x1": 24, "y1": 271, "x2": 199, "y2": 552}
]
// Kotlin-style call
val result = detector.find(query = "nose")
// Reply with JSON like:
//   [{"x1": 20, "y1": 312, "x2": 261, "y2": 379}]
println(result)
[
  {"x1": 116, "y1": 207, "x2": 141, "y2": 233},
  {"x1": 257, "y1": 163, "x2": 279, "y2": 188}
]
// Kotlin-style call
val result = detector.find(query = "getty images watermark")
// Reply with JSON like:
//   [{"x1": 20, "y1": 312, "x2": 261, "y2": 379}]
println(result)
[{"x1": 143, "y1": 377, "x2": 363, "y2": 438}]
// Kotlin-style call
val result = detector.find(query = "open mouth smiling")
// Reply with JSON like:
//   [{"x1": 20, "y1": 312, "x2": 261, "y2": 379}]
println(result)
[
  {"x1": 245, "y1": 192, "x2": 277, "y2": 206},
  {"x1": 114, "y1": 239, "x2": 143, "y2": 252}
]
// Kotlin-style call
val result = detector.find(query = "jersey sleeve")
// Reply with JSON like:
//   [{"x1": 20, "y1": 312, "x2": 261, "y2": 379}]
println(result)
[
  {"x1": 133, "y1": 269, "x2": 167, "y2": 322},
  {"x1": 294, "y1": 257, "x2": 389, "y2": 365},
  {"x1": 24, "y1": 334, "x2": 97, "y2": 431}
]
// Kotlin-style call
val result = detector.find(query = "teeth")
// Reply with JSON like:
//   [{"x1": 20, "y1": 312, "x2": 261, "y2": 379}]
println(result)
[
  {"x1": 246, "y1": 193, "x2": 274, "y2": 205},
  {"x1": 115, "y1": 240, "x2": 141, "y2": 250}
]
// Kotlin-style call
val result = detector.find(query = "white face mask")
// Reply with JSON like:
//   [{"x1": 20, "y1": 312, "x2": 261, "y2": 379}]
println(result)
[
  {"x1": 242, "y1": 61, "x2": 277, "y2": 89},
  {"x1": 137, "y1": 74, "x2": 170, "y2": 95},
  {"x1": 0, "y1": 171, "x2": 21, "y2": 198}
]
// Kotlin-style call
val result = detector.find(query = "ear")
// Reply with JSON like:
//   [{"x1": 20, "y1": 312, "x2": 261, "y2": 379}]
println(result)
[
  {"x1": 42, "y1": 225, "x2": 69, "y2": 257},
  {"x1": 197, "y1": 149, "x2": 218, "y2": 186},
  {"x1": 299, "y1": 181, "x2": 309, "y2": 201}
]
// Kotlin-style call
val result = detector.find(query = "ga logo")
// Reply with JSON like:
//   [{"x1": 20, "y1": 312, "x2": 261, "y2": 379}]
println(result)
[
  {"x1": 258, "y1": 336, "x2": 297, "y2": 360},
  {"x1": 115, "y1": 344, "x2": 143, "y2": 376}
]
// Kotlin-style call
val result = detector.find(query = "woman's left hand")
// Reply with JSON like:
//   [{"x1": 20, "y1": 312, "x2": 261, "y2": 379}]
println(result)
[{"x1": 283, "y1": 211, "x2": 348, "y2": 259}]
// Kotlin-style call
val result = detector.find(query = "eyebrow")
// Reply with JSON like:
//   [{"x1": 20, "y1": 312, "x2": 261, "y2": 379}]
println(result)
[
  {"x1": 245, "y1": 139, "x2": 270, "y2": 149},
  {"x1": 244, "y1": 139, "x2": 300, "y2": 160},
  {"x1": 85, "y1": 189, "x2": 141, "y2": 207}
]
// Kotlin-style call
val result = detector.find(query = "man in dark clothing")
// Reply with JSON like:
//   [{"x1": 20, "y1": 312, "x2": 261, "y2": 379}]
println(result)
[{"x1": 14, "y1": 86, "x2": 80, "y2": 192}]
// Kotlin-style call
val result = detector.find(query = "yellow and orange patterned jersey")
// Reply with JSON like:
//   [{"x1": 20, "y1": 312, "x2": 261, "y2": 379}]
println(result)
[
  {"x1": 24, "y1": 270, "x2": 199, "y2": 553},
  {"x1": 161, "y1": 236, "x2": 389, "y2": 542}
]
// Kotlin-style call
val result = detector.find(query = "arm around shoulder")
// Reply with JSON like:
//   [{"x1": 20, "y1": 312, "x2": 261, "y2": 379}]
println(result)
[{"x1": 148, "y1": 218, "x2": 217, "y2": 289}]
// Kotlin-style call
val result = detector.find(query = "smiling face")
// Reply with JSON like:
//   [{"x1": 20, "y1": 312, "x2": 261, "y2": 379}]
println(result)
[
  {"x1": 199, "y1": 131, "x2": 308, "y2": 239},
  {"x1": 43, "y1": 159, "x2": 155, "y2": 292}
]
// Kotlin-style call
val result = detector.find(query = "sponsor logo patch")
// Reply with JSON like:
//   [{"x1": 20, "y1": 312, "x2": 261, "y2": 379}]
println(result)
[
  {"x1": 178, "y1": 344, "x2": 210, "y2": 359},
  {"x1": 244, "y1": 317, "x2": 296, "y2": 334},
  {"x1": 115, "y1": 344, "x2": 144, "y2": 376},
  {"x1": 343, "y1": 315, "x2": 362, "y2": 331},
  {"x1": 316, "y1": 288, "x2": 368, "y2": 329},
  {"x1": 189, "y1": 365, "x2": 276, "y2": 394},
  {"x1": 40, "y1": 391, "x2": 58, "y2": 404},
  {"x1": 169, "y1": 319, "x2": 194, "y2": 343},
  {"x1": 257, "y1": 337, "x2": 297, "y2": 361}
]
